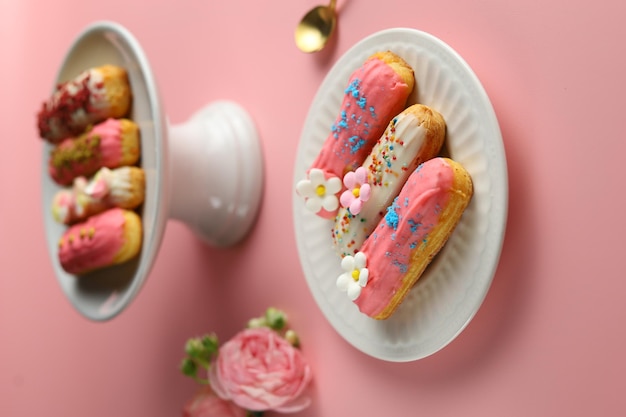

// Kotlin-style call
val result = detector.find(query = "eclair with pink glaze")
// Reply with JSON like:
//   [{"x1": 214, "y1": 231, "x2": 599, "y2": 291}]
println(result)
[
  {"x1": 332, "y1": 104, "x2": 446, "y2": 257},
  {"x1": 58, "y1": 208, "x2": 142, "y2": 275},
  {"x1": 37, "y1": 65, "x2": 132, "y2": 143},
  {"x1": 336, "y1": 157, "x2": 473, "y2": 320},
  {"x1": 296, "y1": 51, "x2": 415, "y2": 219},
  {"x1": 52, "y1": 166, "x2": 145, "y2": 225},
  {"x1": 48, "y1": 118, "x2": 140, "y2": 186}
]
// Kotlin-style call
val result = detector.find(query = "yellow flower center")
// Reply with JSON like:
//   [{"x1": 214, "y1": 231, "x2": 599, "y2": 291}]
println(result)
[
  {"x1": 351, "y1": 269, "x2": 360, "y2": 281},
  {"x1": 316, "y1": 184, "x2": 326, "y2": 196},
  {"x1": 352, "y1": 187, "x2": 360, "y2": 198}
]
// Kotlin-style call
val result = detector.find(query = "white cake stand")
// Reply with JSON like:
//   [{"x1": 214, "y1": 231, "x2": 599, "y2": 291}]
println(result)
[{"x1": 41, "y1": 21, "x2": 264, "y2": 321}]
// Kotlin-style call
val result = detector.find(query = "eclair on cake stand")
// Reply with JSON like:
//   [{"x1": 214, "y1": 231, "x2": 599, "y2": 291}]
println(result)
[{"x1": 41, "y1": 21, "x2": 264, "y2": 321}]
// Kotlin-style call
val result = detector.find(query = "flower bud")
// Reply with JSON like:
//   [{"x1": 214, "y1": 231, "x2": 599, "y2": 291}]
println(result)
[
  {"x1": 284, "y1": 329, "x2": 300, "y2": 347},
  {"x1": 180, "y1": 358, "x2": 198, "y2": 378},
  {"x1": 247, "y1": 317, "x2": 268, "y2": 329},
  {"x1": 185, "y1": 338, "x2": 205, "y2": 358},
  {"x1": 265, "y1": 307, "x2": 286, "y2": 330}
]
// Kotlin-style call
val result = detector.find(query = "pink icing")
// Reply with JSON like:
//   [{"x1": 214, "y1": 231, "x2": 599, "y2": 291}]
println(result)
[
  {"x1": 353, "y1": 158, "x2": 454, "y2": 318},
  {"x1": 48, "y1": 118, "x2": 125, "y2": 185},
  {"x1": 306, "y1": 56, "x2": 411, "y2": 218},
  {"x1": 58, "y1": 208, "x2": 128, "y2": 275}
]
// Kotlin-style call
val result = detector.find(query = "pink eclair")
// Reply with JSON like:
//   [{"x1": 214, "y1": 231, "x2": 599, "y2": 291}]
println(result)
[
  {"x1": 58, "y1": 208, "x2": 142, "y2": 276},
  {"x1": 37, "y1": 65, "x2": 132, "y2": 143},
  {"x1": 336, "y1": 157, "x2": 473, "y2": 320},
  {"x1": 48, "y1": 118, "x2": 140, "y2": 186},
  {"x1": 52, "y1": 166, "x2": 146, "y2": 225},
  {"x1": 296, "y1": 51, "x2": 415, "y2": 219}
]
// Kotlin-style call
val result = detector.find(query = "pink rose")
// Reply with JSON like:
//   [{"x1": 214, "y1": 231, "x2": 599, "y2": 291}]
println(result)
[
  {"x1": 209, "y1": 327, "x2": 312, "y2": 413},
  {"x1": 183, "y1": 386, "x2": 246, "y2": 417}
]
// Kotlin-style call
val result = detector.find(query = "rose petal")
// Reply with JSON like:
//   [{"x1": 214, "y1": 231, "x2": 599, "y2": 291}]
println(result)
[
  {"x1": 208, "y1": 361, "x2": 230, "y2": 401},
  {"x1": 273, "y1": 393, "x2": 312, "y2": 413}
]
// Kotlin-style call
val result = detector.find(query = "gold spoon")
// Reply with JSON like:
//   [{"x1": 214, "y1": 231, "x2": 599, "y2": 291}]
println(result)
[{"x1": 294, "y1": 0, "x2": 337, "y2": 53}]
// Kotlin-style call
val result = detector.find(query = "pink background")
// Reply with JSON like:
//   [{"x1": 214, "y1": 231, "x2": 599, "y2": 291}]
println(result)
[{"x1": 2, "y1": 0, "x2": 625, "y2": 416}]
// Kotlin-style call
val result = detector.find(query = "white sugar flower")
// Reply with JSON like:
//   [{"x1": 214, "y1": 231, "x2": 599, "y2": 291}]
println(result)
[
  {"x1": 296, "y1": 168, "x2": 342, "y2": 214},
  {"x1": 336, "y1": 252, "x2": 369, "y2": 301}
]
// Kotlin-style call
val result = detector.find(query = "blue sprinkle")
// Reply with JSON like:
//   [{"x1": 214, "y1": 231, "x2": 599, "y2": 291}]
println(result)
[
  {"x1": 408, "y1": 219, "x2": 421, "y2": 233},
  {"x1": 384, "y1": 198, "x2": 400, "y2": 230},
  {"x1": 345, "y1": 79, "x2": 361, "y2": 97},
  {"x1": 350, "y1": 138, "x2": 367, "y2": 154},
  {"x1": 357, "y1": 96, "x2": 367, "y2": 109},
  {"x1": 392, "y1": 260, "x2": 408, "y2": 273}
]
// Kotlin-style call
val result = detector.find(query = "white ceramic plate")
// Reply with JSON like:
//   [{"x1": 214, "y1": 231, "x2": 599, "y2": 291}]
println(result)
[
  {"x1": 41, "y1": 21, "x2": 169, "y2": 321},
  {"x1": 292, "y1": 28, "x2": 508, "y2": 361}
]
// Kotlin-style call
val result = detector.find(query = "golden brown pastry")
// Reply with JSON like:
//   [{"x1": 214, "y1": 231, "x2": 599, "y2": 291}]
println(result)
[
  {"x1": 48, "y1": 118, "x2": 140, "y2": 186},
  {"x1": 336, "y1": 157, "x2": 473, "y2": 319},
  {"x1": 58, "y1": 208, "x2": 142, "y2": 275}
]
